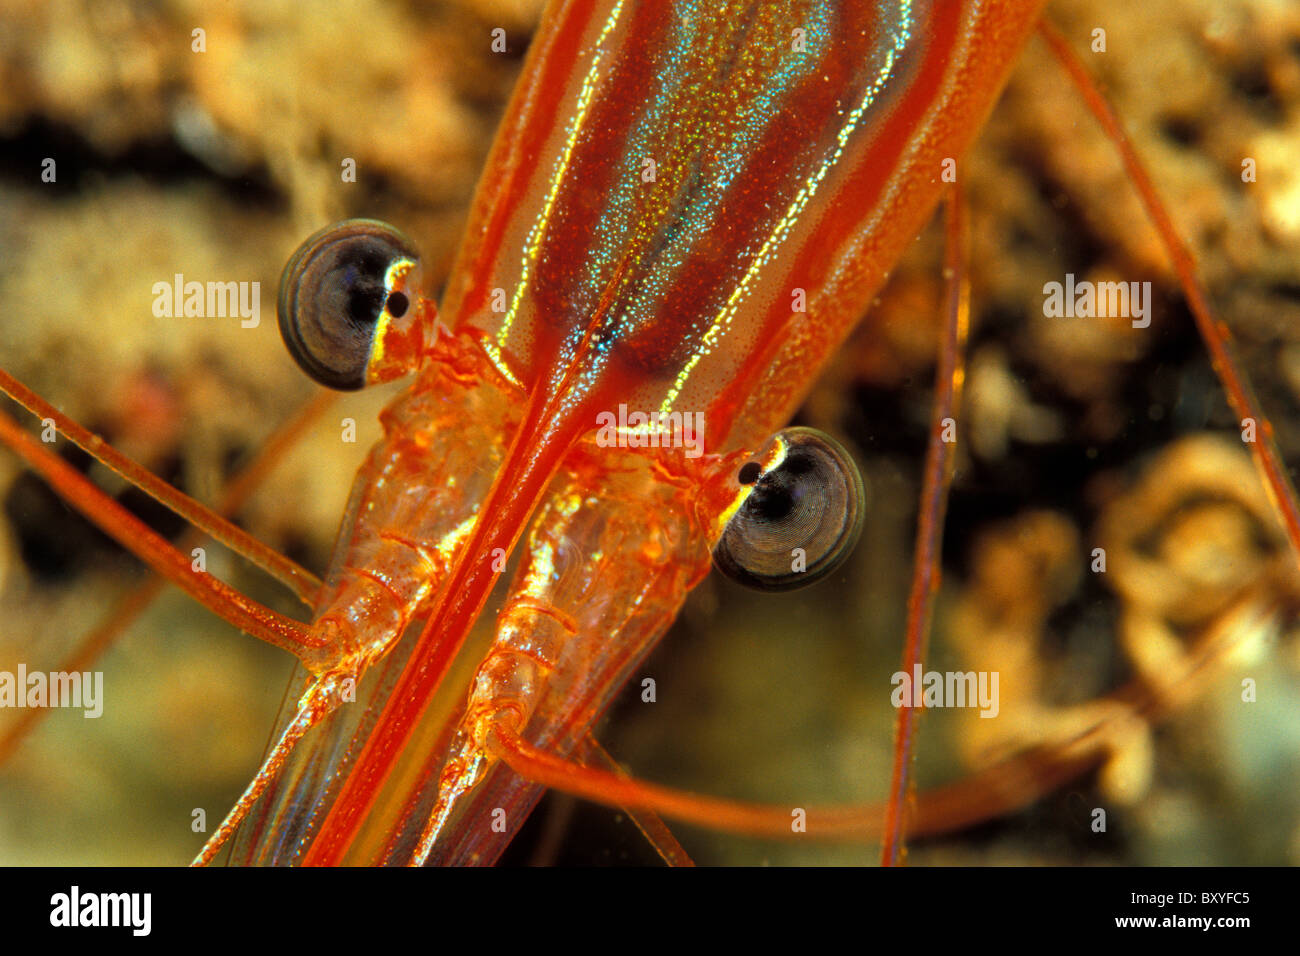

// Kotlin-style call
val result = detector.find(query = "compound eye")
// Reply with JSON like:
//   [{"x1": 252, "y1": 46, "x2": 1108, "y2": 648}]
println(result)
[
  {"x1": 713, "y1": 427, "x2": 866, "y2": 591},
  {"x1": 277, "y1": 219, "x2": 422, "y2": 390}
]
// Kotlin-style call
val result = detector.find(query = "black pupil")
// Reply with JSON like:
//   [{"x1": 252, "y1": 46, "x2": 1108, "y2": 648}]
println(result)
[
  {"x1": 751, "y1": 478, "x2": 799, "y2": 520},
  {"x1": 748, "y1": 449, "x2": 816, "y2": 521},
  {"x1": 386, "y1": 291, "x2": 409, "y2": 318},
  {"x1": 738, "y1": 462, "x2": 762, "y2": 485},
  {"x1": 340, "y1": 245, "x2": 392, "y2": 327}
]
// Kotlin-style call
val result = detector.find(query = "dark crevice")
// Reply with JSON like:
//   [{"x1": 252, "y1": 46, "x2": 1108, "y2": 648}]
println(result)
[
  {"x1": 0, "y1": 116, "x2": 285, "y2": 210},
  {"x1": 3, "y1": 438, "x2": 189, "y2": 583}
]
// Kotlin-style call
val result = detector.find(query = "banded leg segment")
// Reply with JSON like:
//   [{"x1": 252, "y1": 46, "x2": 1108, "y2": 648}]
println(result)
[
  {"x1": 881, "y1": 183, "x2": 971, "y2": 866},
  {"x1": 0, "y1": 367, "x2": 322, "y2": 604},
  {"x1": 0, "y1": 407, "x2": 326, "y2": 664},
  {"x1": 484, "y1": 582, "x2": 1271, "y2": 843},
  {"x1": 0, "y1": 389, "x2": 337, "y2": 766}
]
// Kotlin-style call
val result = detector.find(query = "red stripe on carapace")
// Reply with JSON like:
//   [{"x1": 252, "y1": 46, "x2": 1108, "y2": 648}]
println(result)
[{"x1": 301, "y1": 0, "x2": 1046, "y2": 865}]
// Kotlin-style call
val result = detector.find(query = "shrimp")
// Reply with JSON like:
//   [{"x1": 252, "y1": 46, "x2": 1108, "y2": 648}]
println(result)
[{"x1": 0, "y1": 0, "x2": 1297, "y2": 865}]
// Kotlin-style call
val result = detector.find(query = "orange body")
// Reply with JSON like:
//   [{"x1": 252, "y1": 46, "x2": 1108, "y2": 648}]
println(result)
[{"x1": 210, "y1": 0, "x2": 1049, "y2": 865}]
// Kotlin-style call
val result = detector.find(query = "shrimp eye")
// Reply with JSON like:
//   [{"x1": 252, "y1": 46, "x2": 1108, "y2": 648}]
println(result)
[
  {"x1": 713, "y1": 427, "x2": 866, "y2": 592},
  {"x1": 277, "y1": 219, "x2": 425, "y2": 390}
]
